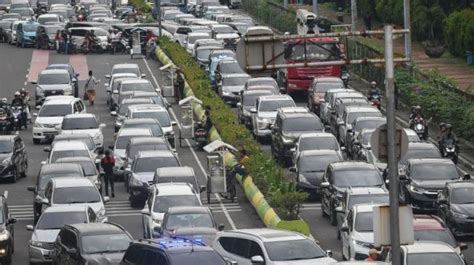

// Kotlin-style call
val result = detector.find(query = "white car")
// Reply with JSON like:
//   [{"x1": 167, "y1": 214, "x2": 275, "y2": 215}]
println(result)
[
  {"x1": 251, "y1": 95, "x2": 296, "y2": 140},
  {"x1": 46, "y1": 140, "x2": 94, "y2": 164},
  {"x1": 384, "y1": 241, "x2": 465, "y2": 265},
  {"x1": 213, "y1": 228, "x2": 336, "y2": 264},
  {"x1": 59, "y1": 113, "x2": 105, "y2": 147},
  {"x1": 127, "y1": 105, "x2": 176, "y2": 146},
  {"x1": 141, "y1": 183, "x2": 202, "y2": 239},
  {"x1": 185, "y1": 32, "x2": 211, "y2": 54},
  {"x1": 37, "y1": 13, "x2": 63, "y2": 25},
  {"x1": 172, "y1": 26, "x2": 191, "y2": 46},
  {"x1": 112, "y1": 128, "x2": 154, "y2": 171},
  {"x1": 41, "y1": 177, "x2": 109, "y2": 222},
  {"x1": 106, "y1": 63, "x2": 145, "y2": 79},
  {"x1": 32, "y1": 96, "x2": 86, "y2": 144}
]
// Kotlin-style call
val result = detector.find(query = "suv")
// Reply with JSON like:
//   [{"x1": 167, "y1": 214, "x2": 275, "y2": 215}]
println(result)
[
  {"x1": 107, "y1": 74, "x2": 138, "y2": 110},
  {"x1": 15, "y1": 20, "x2": 39, "y2": 47},
  {"x1": 270, "y1": 107, "x2": 324, "y2": 164},
  {"x1": 120, "y1": 238, "x2": 229, "y2": 265},
  {"x1": 0, "y1": 135, "x2": 27, "y2": 182},
  {"x1": 112, "y1": 98, "x2": 154, "y2": 131},
  {"x1": 107, "y1": 63, "x2": 144, "y2": 79},
  {"x1": 321, "y1": 162, "x2": 385, "y2": 225},
  {"x1": 32, "y1": 69, "x2": 76, "y2": 106},
  {"x1": 59, "y1": 113, "x2": 106, "y2": 148},
  {"x1": 124, "y1": 137, "x2": 172, "y2": 170},
  {"x1": 218, "y1": 73, "x2": 251, "y2": 105},
  {"x1": 345, "y1": 116, "x2": 385, "y2": 157},
  {"x1": 121, "y1": 118, "x2": 164, "y2": 138},
  {"x1": 46, "y1": 140, "x2": 93, "y2": 163},
  {"x1": 237, "y1": 90, "x2": 273, "y2": 128},
  {"x1": 0, "y1": 193, "x2": 15, "y2": 265},
  {"x1": 382, "y1": 241, "x2": 464, "y2": 265},
  {"x1": 153, "y1": 166, "x2": 202, "y2": 193},
  {"x1": 213, "y1": 228, "x2": 335, "y2": 264},
  {"x1": 212, "y1": 58, "x2": 244, "y2": 88},
  {"x1": 251, "y1": 95, "x2": 296, "y2": 141},
  {"x1": 52, "y1": 223, "x2": 133, "y2": 265},
  {"x1": 32, "y1": 96, "x2": 86, "y2": 144},
  {"x1": 112, "y1": 128, "x2": 154, "y2": 174},
  {"x1": 291, "y1": 132, "x2": 342, "y2": 165},
  {"x1": 337, "y1": 106, "x2": 382, "y2": 146}
]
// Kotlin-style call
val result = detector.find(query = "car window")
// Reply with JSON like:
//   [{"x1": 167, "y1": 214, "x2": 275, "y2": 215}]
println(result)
[
  {"x1": 61, "y1": 229, "x2": 77, "y2": 249},
  {"x1": 131, "y1": 111, "x2": 171, "y2": 127},
  {"x1": 39, "y1": 73, "x2": 70, "y2": 84},
  {"x1": 249, "y1": 241, "x2": 264, "y2": 259},
  {"x1": 410, "y1": 163, "x2": 458, "y2": 181},
  {"x1": 153, "y1": 195, "x2": 201, "y2": 213},
  {"x1": 81, "y1": 233, "x2": 131, "y2": 254},
  {"x1": 53, "y1": 186, "x2": 101, "y2": 204},
  {"x1": 259, "y1": 100, "x2": 295, "y2": 112},
  {"x1": 264, "y1": 239, "x2": 326, "y2": 261},
  {"x1": 133, "y1": 157, "x2": 179, "y2": 173},
  {"x1": 230, "y1": 238, "x2": 250, "y2": 257},
  {"x1": 62, "y1": 117, "x2": 98, "y2": 130},
  {"x1": 37, "y1": 211, "x2": 87, "y2": 229},
  {"x1": 139, "y1": 249, "x2": 167, "y2": 265},
  {"x1": 165, "y1": 213, "x2": 213, "y2": 230},
  {"x1": 123, "y1": 245, "x2": 143, "y2": 264},
  {"x1": 169, "y1": 250, "x2": 227, "y2": 264},
  {"x1": 219, "y1": 237, "x2": 235, "y2": 253},
  {"x1": 50, "y1": 149, "x2": 90, "y2": 162},
  {"x1": 282, "y1": 117, "x2": 323, "y2": 132},
  {"x1": 355, "y1": 211, "x2": 373, "y2": 232},
  {"x1": 333, "y1": 169, "x2": 382, "y2": 187},
  {"x1": 407, "y1": 253, "x2": 463, "y2": 265},
  {"x1": 39, "y1": 104, "x2": 72, "y2": 117},
  {"x1": 299, "y1": 154, "x2": 341, "y2": 172},
  {"x1": 0, "y1": 140, "x2": 12, "y2": 154}
]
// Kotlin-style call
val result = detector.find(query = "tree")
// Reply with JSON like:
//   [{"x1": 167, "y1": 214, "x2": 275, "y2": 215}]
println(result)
[{"x1": 412, "y1": 0, "x2": 446, "y2": 41}]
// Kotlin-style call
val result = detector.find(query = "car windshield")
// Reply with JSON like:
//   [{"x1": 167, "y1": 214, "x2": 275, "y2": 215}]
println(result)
[
  {"x1": 451, "y1": 187, "x2": 474, "y2": 204},
  {"x1": 220, "y1": 61, "x2": 243, "y2": 73},
  {"x1": 361, "y1": 131, "x2": 374, "y2": 146},
  {"x1": 128, "y1": 144, "x2": 168, "y2": 158},
  {"x1": 39, "y1": 173, "x2": 82, "y2": 190},
  {"x1": 169, "y1": 251, "x2": 226, "y2": 265},
  {"x1": 54, "y1": 138, "x2": 95, "y2": 151},
  {"x1": 45, "y1": 26, "x2": 62, "y2": 34},
  {"x1": 188, "y1": 35, "x2": 208, "y2": 44},
  {"x1": 414, "y1": 230, "x2": 456, "y2": 248},
  {"x1": 38, "y1": 16, "x2": 57, "y2": 24},
  {"x1": 347, "y1": 112, "x2": 381, "y2": 124},
  {"x1": 407, "y1": 253, "x2": 463, "y2": 265},
  {"x1": 122, "y1": 123, "x2": 163, "y2": 137},
  {"x1": 259, "y1": 100, "x2": 295, "y2": 112},
  {"x1": 333, "y1": 169, "x2": 382, "y2": 187},
  {"x1": 411, "y1": 163, "x2": 459, "y2": 180},
  {"x1": 282, "y1": 117, "x2": 323, "y2": 132},
  {"x1": 120, "y1": 82, "x2": 153, "y2": 93},
  {"x1": 166, "y1": 213, "x2": 213, "y2": 229},
  {"x1": 0, "y1": 140, "x2": 12, "y2": 153},
  {"x1": 348, "y1": 194, "x2": 389, "y2": 210},
  {"x1": 157, "y1": 177, "x2": 197, "y2": 191},
  {"x1": 264, "y1": 239, "x2": 326, "y2": 261},
  {"x1": 131, "y1": 111, "x2": 170, "y2": 127},
  {"x1": 0, "y1": 0, "x2": 10, "y2": 4},
  {"x1": 314, "y1": 82, "x2": 344, "y2": 93},
  {"x1": 38, "y1": 73, "x2": 69, "y2": 84},
  {"x1": 196, "y1": 49, "x2": 213, "y2": 60},
  {"x1": 286, "y1": 42, "x2": 339, "y2": 61},
  {"x1": 12, "y1": 8, "x2": 30, "y2": 16},
  {"x1": 62, "y1": 117, "x2": 98, "y2": 129},
  {"x1": 36, "y1": 211, "x2": 87, "y2": 230},
  {"x1": 242, "y1": 93, "x2": 269, "y2": 107},
  {"x1": 81, "y1": 233, "x2": 131, "y2": 254},
  {"x1": 300, "y1": 154, "x2": 341, "y2": 172},
  {"x1": 354, "y1": 120, "x2": 385, "y2": 132},
  {"x1": 400, "y1": 147, "x2": 441, "y2": 164},
  {"x1": 116, "y1": 135, "x2": 147, "y2": 149},
  {"x1": 134, "y1": 157, "x2": 178, "y2": 173},
  {"x1": 222, "y1": 76, "x2": 249, "y2": 86},
  {"x1": 23, "y1": 23, "x2": 38, "y2": 31},
  {"x1": 153, "y1": 195, "x2": 201, "y2": 213},
  {"x1": 39, "y1": 104, "x2": 72, "y2": 117},
  {"x1": 214, "y1": 26, "x2": 233, "y2": 34},
  {"x1": 50, "y1": 150, "x2": 89, "y2": 162},
  {"x1": 300, "y1": 137, "x2": 339, "y2": 151},
  {"x1": 53, "y1": 186, "x2": 100, "y2": 204},
  {"x1": 355, "y1": 211, "x2": 373, "y2": 232}
]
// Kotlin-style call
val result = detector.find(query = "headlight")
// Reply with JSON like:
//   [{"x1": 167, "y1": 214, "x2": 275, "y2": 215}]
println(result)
[
  {"x1": 30, "y1": 240, "x2": 49, "y2": 249},
  {"x1": 0, "y1": 230, "x2": 9, "y2": 241},
  {"x1": 409, "y1": 185, "x2": 423, "y2": 193},
  {"x1": 222, "y1": 90, "x2": 231, "y2": 96},
  {"x1": 257, "y1": 117, "x2": 271, "y2": 124},
  {"x1": 353, "y1": 240, "x2": 373, "y2": 248},
  {"x1": 97, "y1": 207, "x2": 106, "y2": 217},
  {"x1": 453, "y1": 212, "x2": 468, "y2": 219},
  {"x1": 242, "y1": 109, "x2": 250, "y2": 116},
  {"x1": 33, "y1": 120, "x2": 43, "y2": 128},
  {"x1": 415, "y1": 123, "x2": 423, "y2": 131},
  {"x1": 282, "y1": 136, "x2": 294, "y2": 144},
  {"x1": 1, "y1": 158, "x2": 10, "y2": 166},
  {"x1": 130, "y1": 175, "x2": 142, "y2": 186},
  {"x1": 299, "y1": 174, "x2": 310, "y2": 185}
]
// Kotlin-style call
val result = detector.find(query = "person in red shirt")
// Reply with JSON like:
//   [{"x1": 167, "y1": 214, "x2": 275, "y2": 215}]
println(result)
[
  {"x1": 101, "y1": 149, "x2": 116, "y2": 197},
  {"x1": 366, "y1": 248, "x2": 380, "y2": 261}
]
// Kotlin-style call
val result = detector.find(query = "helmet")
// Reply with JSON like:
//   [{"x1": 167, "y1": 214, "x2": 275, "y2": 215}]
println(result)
[
  {"x1": 14, "y1": 92, "x2": 20, "y2": 96},
  {"x1": 439, "y1": 122, "x2": 446, "y2": 129},
  {"x1": 20, "y1": 88, "x2": 26, "y2": 93},
  {"x1": 1, "y1": 98, "x2": 7, "y2": 103},
  {"x1": 446, "y1": 123, "x2": 452, "y2": 130},
  {"x1": 371, "y1": 81, "x2": 377, "y2": 85}
]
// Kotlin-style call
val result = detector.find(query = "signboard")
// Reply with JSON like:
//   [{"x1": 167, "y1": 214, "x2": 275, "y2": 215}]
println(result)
[
  {"x1": 373, "y1": 205, "x2": 414, "y2": 247},
  {"x1": 370, "y1": 124, "x2": 408, "y2": 163}
]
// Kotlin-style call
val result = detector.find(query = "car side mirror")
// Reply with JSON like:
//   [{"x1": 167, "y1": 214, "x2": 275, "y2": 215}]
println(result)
[
  {"x1": 249, "y1": 107, "x2": 256, "y2": 113},
  {"x1": 103, "y1": 196, "x2": 110, "y2": 203},
  {"x1": 105, "y1": 74, "x2": 111, "y2": 79},
  {"x1": 340, "y1": 224, "x2": 349, "y2": 232},
  {"x1": 171, "y1": 121, "x2": 177, "y2": 126},
  {"x1": 67, "y1": 247, "x2": 78, "y2": 257},
  {"x1": 399, "y1": 175, "x2": 409, "y2": 182},
  {"x1": 250, "y1": 255, "x2": 264, "y2": 264},
  {"x1": 236, "y1": 102, "x2": 241, "y2": 107},
  {"x1": 326, "y1": 250, "x2": 333, "y2": 257},
  {"x1": 459, "y1": 242, "x2": 468, "y2": 251},
  {"x1": 438, "y1": 198, "x2": 447, "y2": 204},
  {"x1": 99, "y1": 123, "x2": 106, "y2": 128},
  {"x1": 141, "y1": 74, "x2": 146, "y2": 78},
  {"x1": 353, "y1": 140, "x2": 360, "y2": 145},
  {"x1": 153, "y1": 225, "x2": 162, "y2": 234},
  {"x1": 218, "y1": 223, "x2": 225, "y2": 231},
  {"x1": 463, "y1": 174, "x2": 471, "y2": 181},
  {"x1": 335, "y1": 206, "x2": 343, "y2": 213},
  {"x1": 42, "y1": 146, "x2": 50, "y2": 153},
  {"x1": 33, "y1": 113, "x2": 38, "y2": 117},
  {"x1": 110, "y1": 111, "x2": 117, "y2": 116},
  {"x1": 108, "y1": 145, "x2": 114, "y2": 150},
  {"x1": 320, "y1": 182, "x2": 330, "y2": 188},
  {"x1": 199, "y1": 185, "x2": 206, "y2": 193},
  {"x1": 27, "y1": 186, "x2": 35, "y2": 192},
  {"x1": 26, "y1": 224, "x2": 34, "y2": 231},
  {"x1": 40, "y1": 161, "x2": 47, "y2": 165},
  {"x1": 289, "y1": 166, "x2": 296, "y2": 173},
  {"x1": 337, "y1": 119, "x2": 344, "y2": 125},
  {"x1": 41, "y1": 198, "x2": 49, "y2": 205},
  {"x1": 141, "y1": 208, "x2": 150, "y2": 215}
]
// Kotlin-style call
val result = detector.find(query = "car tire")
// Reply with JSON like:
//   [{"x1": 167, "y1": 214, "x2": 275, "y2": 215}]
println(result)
[{"x1": 33, "y1": 139, "x2": 40, "y2": 145}]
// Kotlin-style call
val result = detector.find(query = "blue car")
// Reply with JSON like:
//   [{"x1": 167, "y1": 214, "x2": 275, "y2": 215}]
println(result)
[{"x1": 16, "y1": 20, "x2": 39, "y2": 48}]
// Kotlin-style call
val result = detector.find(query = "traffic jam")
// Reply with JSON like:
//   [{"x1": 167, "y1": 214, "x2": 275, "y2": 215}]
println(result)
[{"x1": 0, "y1": 0, "x2": 473, "y2": 264}]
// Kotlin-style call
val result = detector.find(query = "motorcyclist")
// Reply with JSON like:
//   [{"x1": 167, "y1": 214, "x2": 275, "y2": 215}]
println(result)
[
  {"x1": 11, "y1": 92, "x2": 27, "y2": 129},
  {"x1": 19, "y1": 88, "x2": 31, "y2": 123},
  {"x1": 409, "y1": 105, "x2": 424, "y2": 127},
  {"x1": 367, "y1": 81, "x2": 381, "y2": 101},
  {"x1": 437, "y1": 122, "x2": 447, "y2": 146},
  {"x1": 441, "y1": 124, "x2": 458, "y2": 147},
  {"x1": 0, "y1": 98, "x2": 13, "y2": 132}
]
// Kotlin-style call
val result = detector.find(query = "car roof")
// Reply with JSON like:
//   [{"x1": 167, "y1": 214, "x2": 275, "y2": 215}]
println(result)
[
  {"x1": 123, "y1": 118, "x2": 159, "y2": 125},
  {"x1": 155, "y1": 166, "x2": 194, "y2": 177},
  {"x1": 40, "y1": 163, "x2": 83, "y2": 174},
  {"x1": 111, "y1": 73, "x2": 138, "y2": 78},
  {"x1": 354, "y1": 116, "x2": 386, "y2": 123},
  {"x1": 188, "y1": 32, "x2": 209, "y2": 36},
  {"x1": 221, "y1": 73, "x2": 250, "y2": 78},
  {"x1": 121, "y1": 79, "x2": 150, "y2": 84},
  {"x1": 43, "y1": 97, "x2": 76, "y2": 105},
  {"x1": 130, "y1": 137, "x2": 167, "y2": 145},
  {"x1": 167, "y1": 206, "x2": 209, "y2": 214},
  {"x1": 120, "y1": 98, "x2": 153, "y2": 104},
  {"x1": 52, "y1": 176, "x2": 94, "y2": 188},
  {"x1": 154, "y1": 183, "x2": 196, "y2": 196},
  {"x1": 408, "y1": 142, "x2": 438, "y2": 150},
  {"x1": 56, "y1": 156, "x2": 94, "y2": 163},
  {"x1": 446, "y1": 180, "x2": 474, "y2": 189},
  {"x1": 259, "y1": 95, "x2": 293, "y2": 101},
  {"x1": 40, "y1": 69, "x2": 69, "y2": 75},
  {"x1": 112, "y1": 64, "x2": 139, "y2": 70},
  {"x1": 223, "y1": 228, "x2": 306, "y2": 242},
  {"x1": 63, "y1": 113, "x2": 96, "y2": 119},
  {"x1": 242, "y1": 90, "x2": 273, "y2": 96},
  {"x1": 346, "y1": 187, "x2": 388, "y2": 195},
  {"x1": 0, "y1": 135, "x2": 15, "y2": 141},
  {"x1": 353, "y1": 203, "x2": 387, "y2": 213},
  {"x1": 299, "y1": 132, "x2": 336, "y2": 139},
  {"x1": 408, "y1": 158, "x2": 455, "y2": 166},
  {"x1": 136, "y1": 150, "x2": 175, "y2": 158},
  {"x1": 54, "y1": 134, "x2": 93, "y2": 141},
  {"x1": 345, "y1": 106, "x2": 380, "y2": 112},
  {"x1": 39, "y1": 14, "x2": 59, "y2": 17},
  {"x1": 330, "y1": 161, "x2": 377, "y2": 170},
  {"x1": 300, "y1": 150, "x2": 341, "y2": 157},
  {"x1": 52, "y1": 140, "x2": 88, "y2": 151},
  {"x1": 413, "y1": 215, "x2": 445, "y2": 230},
  {"x1": 42, "y1": 205, "x2": 89, "y2": 213},
  {"x1": 47, "y1": 64, "x2": 72, "y2": 69},
  {"x1": 117, "y1": 128, "x2": 153, "y2": 136},
  {"x1": 402, "y1": 241, "x2": 457, "y2": 253},
  {"x1": 65, "y1": 222, "x2": 126, "y2": 236},
  {"x1": 128, "y1": 105, "x2": 167, "y2": 112}
]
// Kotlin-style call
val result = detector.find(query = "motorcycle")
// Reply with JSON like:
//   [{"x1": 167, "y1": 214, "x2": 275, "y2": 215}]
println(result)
[
  {"x1": 369, "y1": 94, "x2": 381, "y2": 110},
  {"x1": 81, "y1": 37, "x2": 105, "y2": 54},
  {"x1": 194, "y1": 122, "x2": 208, "y2": 150},
  {"x1": 110, "y1": 37, "x2": 128, "y2": 54},
  {"x1": 341, "y1": 71, "x2": 350, "y2": 88},
  {"x1": 441, "y1": 138, "x2": 458, "y2": 164},
  {"x1": 412, "y1": 117, "x2": 428, "y2": 140},
  {"x1": 11, "y1": 106, "x2": 24, "y2": 131},
  {"x1": 0, "y1": 109, "x2": 11, "y2": 135}
]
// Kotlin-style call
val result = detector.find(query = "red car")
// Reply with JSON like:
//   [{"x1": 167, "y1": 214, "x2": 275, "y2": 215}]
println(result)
[{"x1": 307, "y1": 77, "x2": 345, "y2": 116}]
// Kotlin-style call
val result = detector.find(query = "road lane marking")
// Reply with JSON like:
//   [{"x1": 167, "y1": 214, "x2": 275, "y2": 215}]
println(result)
[
  {"x1": 69, "y1": 54, "x2": 89, "y2": 81},
  {"x1": 27, "y1": 49, "x2": 49, "y2": 82},
  {"x1": 142, "y1": 57, "x2": 238, "y2": 230}
]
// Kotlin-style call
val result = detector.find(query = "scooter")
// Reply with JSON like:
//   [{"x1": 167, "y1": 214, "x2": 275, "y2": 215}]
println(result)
[
  {"x1": 11, "y1": 106, "x2": 24, "y2": 131},
  {"x1": 441, "y1": 138, "x2": 458, "y2": 164},
  {"x1": 194, "y1": 122, "x2": 208, "y2": 150},
  {"x1": 0, "y1": 110, "x2": 11, "y2": 135},
  {"x1": 412, "y1": 117, "x2": 428, "y2": 140},
  {"x1": 369, "y1": 94, "x2": 381, "y2": 110}
]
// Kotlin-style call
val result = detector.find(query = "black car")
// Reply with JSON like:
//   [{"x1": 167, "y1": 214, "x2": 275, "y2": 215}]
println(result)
[
  {"x1": 27, "y1": 163, "x2": 85, "y2": 223},
  {"x1": 320, "y1": 161, "x2": 385, "y2": 226},
  {"x1": 438, "y1": 180, "x2": 474, "y2": 236},
  {"x1": 0, "y1": 135, "x2": 28, "y2": 183},
  {"x1": 120, "y1": 238, "x2": 229, "y2": 265},
  {"x1": 400, "y1": 158, "x2": 460, "y2": 211},
  {"x1": 0, "y1": 193, "x2": 16, "y2": 265},
  {"x1": 271, "y1": 108, "x2": 324, "y2": 165},
  {"x1": 52, "y1": 222, "x2": 133, "y2": 265}
]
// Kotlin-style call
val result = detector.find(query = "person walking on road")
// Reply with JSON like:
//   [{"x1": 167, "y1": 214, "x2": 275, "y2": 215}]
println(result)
[
  {"x1": 175, "y1": 69, "x2": 185, "y2": 102},
  {"x1": 101, "y1": 149, "x2": 115, "y2": 198},
  {"x1": 85, "y1": 70, "x2": 99, "y2": 105}
]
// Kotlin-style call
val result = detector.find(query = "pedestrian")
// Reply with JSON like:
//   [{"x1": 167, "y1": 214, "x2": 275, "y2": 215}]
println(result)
[
  {"x1": 364, "y1": 14, "x2": 372, "y2": 31},
  {"x1": 100, "y1": 149, "x2": 115, "y2": 197},
  {"x1": 366, "y1": 248, "x2": 380, "y2": 261},
  {"x1": 84, "y1": 70, "x2": 99, "y2": 105},
  {"x1": 175, "y1": 69, "x2": 185, "y2": 102},
  {"x1": 61, "y1": 30, "x2": 68, "y2": 54}
]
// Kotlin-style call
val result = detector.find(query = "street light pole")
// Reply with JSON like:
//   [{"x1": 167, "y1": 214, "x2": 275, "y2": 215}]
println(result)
[
  {"x1": 154, "y1": 0, "x2": 162, "y2": 37},
  {"x1": 284, "y1": 0, "x2": 288, "y2": 9},
  {"x1": 384, "y1": 24, "x2": 401, "y2": 265},
  {"x1": 351, "y1": 0, "x2": 357, "y2": 32},
  {"x1": 312, "y1": 0, "x2": 317, "y2": 15},
  {"x1": 403, "y1": 0, "x2": 411, "y2": 62}
]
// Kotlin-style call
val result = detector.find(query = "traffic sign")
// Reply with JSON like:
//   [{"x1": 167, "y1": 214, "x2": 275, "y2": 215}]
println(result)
[{"x1": 370, "y1": 124, "x2": 408, "y2": 163}]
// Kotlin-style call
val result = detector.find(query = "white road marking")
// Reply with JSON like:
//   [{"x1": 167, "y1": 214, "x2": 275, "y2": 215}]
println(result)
[{"x1": 141, "y1": 58, "x2": 238, "y2": 230}]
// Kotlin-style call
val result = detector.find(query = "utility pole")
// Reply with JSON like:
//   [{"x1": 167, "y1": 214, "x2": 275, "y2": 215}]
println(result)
[
  {"x1": 283, "y1": 0, "x2": 288, "y2": 9},
  {"x1": 155, "y1": 0, "x2": 162, "y2": 37},
  {"x1": 403, "y1": 0, "x2": 411, "y2": 62},
  {"x1": 312, "y1": 0, "x2": 317, "y2": 15},
  {"x1": 384, "y1": 24, "x2": 401, "y2": 265},
  {"x1": 350, "y1": 0, "x2": 357, "y2": 32}
]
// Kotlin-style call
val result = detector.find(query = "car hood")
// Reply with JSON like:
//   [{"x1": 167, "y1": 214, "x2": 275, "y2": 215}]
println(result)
[
  {"x1": 83, "y1": 252, "x2": 125, "y2": 265},
  {"x1": 0, "y1": 154, "x2": 11, "y2": 162},
  {"x1": 170, "y1": 227, "x2": 218, "y2": 245},
  {"x1": 282, "y1": 132, "x2": 306, "y2": 140},
  {"x1": 36, "y1": 116, "x2": 64, "y2": 125},
  {"x1": 61, "y1": 129, "x2": 99, "y2": 138},
  {"x1": 31, "y1": 229, "x2": 60, "y2": 243},
  {"x1": 216, "y1": 33, "x2": 239, "y2": 39},
  {"x1": 354, "y1": 231, "x2": 374, "y2": 244},
  {"x1": 114, "y1": 149, "x2": 126, "y2": 159},
  {"x1": 411, "y1": 179, "x2": 452, "y2": 190},
  {"x1": 272, "y1": 257, "x2": 336, "y2": 264},
  {"x1": 301, "y1": 171, "x2": 325, "y2": 186},
  {"x1": 257, "y1": 111, "x2": 277, "y2": 119},
  {"x1": 451, "y1": 204, "x2": 474, "y2": 216},
  {"x1": 133, "y1": 172, "x2": 154, "y2": 183},
  {"x1": 37, "y1": 84, "x2": 72, "y2": 91},
  {"x1": 222, "y1": 85, "x2": 244, "y2": 93}
]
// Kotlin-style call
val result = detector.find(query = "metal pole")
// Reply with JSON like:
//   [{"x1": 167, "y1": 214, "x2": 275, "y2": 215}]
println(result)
[
  {"x1": 312, "y1": 0, "x2": 317, "y2": 15},
  {"x1": 384, "y1": 24, "x2": 401, "y2": 265},
  {"x1": 283, "y1": 0, "x2": 288, "y2": 9},
  {"x1": 154, "y1": 0, "x2": 162, "y2": 37},
  {"x1": 403, "y1": 0, "x2": 411, "y2": 62},
  {"x1": 351, "y1": 0, "x2": 357, "y2": 32}
]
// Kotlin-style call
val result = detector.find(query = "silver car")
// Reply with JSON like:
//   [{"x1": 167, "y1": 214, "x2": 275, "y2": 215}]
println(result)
[{"x1": 32, "y1": 69, "x2": 76, "y2": 106}]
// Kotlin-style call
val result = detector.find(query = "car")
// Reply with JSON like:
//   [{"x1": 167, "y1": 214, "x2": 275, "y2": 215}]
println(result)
[
  {"x1": 111, "y1": 98, "x2": 154, "y2": 131},
  {"x1": 120, "y1": 118, "x2": 164, "y2": 138},
  {"x1": 52, "y1": 222, "x2": 133, "y2": 265},
  {"x1": 320, "y1": 89, "x2": 356, "y2": 124},
  {"x1": 351, "y1": 128, "x2": 376, "y2": 162},
  {"x1": 152, "y1": 166, "x2": 202, "y2": 193},
  {"x1": 214, "y1": 58, "x2": 245, "y2": 86},
  {"x1": 112, "y1": 128, "x2": 154, "y2": 175},
  {"x1": 126, "y1": 105, "x2": 176, "y2": 147},
  {"x1": 270, "y1": 107, "x2": 324, "y2": 164},
  {"x1": 10, "y1": 7, "x2": 33, "y2": 20},
  {"x1": 52, "y1": 134, "x2": 98, "y2": 154},
  {"x1": 292, "y1": 149, "x2": 344, "y2": 198},
  {"x1": 59, "y1": 113, "x2": 106, "y2": 148},
  {"x1": 195, "y1": 45, "x2": 223, "y2": 68},
  {"x1": 383, "y1": 241, "x2": 465, "y2": 265},
  {"x1": 0, "y1": 193, "x2": 15, "y2": 265},
  {"x1": 400, "y1": 158, "x2": 460, "y2": 211},
  {"x1": 15, "y1": 20, "x2": 39, "y2": 47},
  {"x1": 213, "y1": 228, "x2": 335, "y2": 264},
  {"x1": 209, "y1": 24, "x2": 239, "y2": 49},
  {"x1": 172, "y1": 26, "x2": 191, "y2": 46},
  {"x1": 0, "y1": 20, "x2": 13, "y2": 43},
  {"x1": 37, "y1": 13, "x2": 63, "y2": 25},
  {"x1": 7, "y1": 20, "x2": 21, "y2": 45},
  {"x1": 337, "y1": 106, "x2": 382, "y2": 146},
  {"x1": 42, "y1": 177, "x2": 109, "y2": 222},
  {"x1": 117, "y1": 79, "x2": 158, "y2": 96},
  {"x1": 341, "y1": 203, "x2": 386, "y2": 260},
  {"x1": 207, "y1": 52, "x2": 234, "y2": 83},
  {"x1": 27, "y1": 163, "x2": 85, "y2": 223},
  {"x1": 0, "y1": 135, "x2": 27, "y2": 182},
  {"x1": 46, "y1": 64, "x2": 80, "y2": 97},
  {"x1": 329, "y1": 97, "x2": 370, "y2": 134},
  {"x1": 291, "y1": 132, "x2": 343, "y2": 165},
  {"x1": 185, "y1": 32, "x2": 210, "y2": 54},
  {"x1": 27, "y1": 205, "x2": 96, "y2": 264},
  {"x1": 141, "y1": 183, "x2": 202, "y2": 239},
  {"x1": 68, "y1": 27, "x2": 109, "y2": 50},
  {"x1": 237, "y1": 90, "x2": 273, "y2": 128},
  {"x1": 127, "y1": 150, "x2": 181, "y2": 205},
  {"x1": 121, "y1": 238, "x2": 229, "y2": 265},
  {"x1": 55, "y1": 157, "x2": 101, "y2": 190},
  {"x1": 243, "y1": 77, "x2": 280, "y2": 94},
  {"x1": 251, "y1": 95, "x2": 296, "y2": 140},
  {"x1": 158, "y1": 206, "x2": 224, "y2": 243},
  {"x1": 397, "y1": 142, "x2": 442, "y2": 176},
  {"x1": 107, "y1": 74, "x2": 138, "y2": 109},
  {"x1": 225, "y1": 21, "x2": 251, "y2": 35},
  {"x1": 45, "y1": 140, "x2": 93, "y2": 164},
  {"x1": 124, "y1": 137, "x2": 172, "y2": 169},
  {"x1": 321, "y1": 162, "x2": 385, "y2": 225},
  {"x1": 346, "y1": 116, "x2": 386, "y2": 157},
  {"x1": 437, "y1": 180, "x2": 474, "y2": 237},
  {"x1": 307, "y1": 77, "x2": 346, "y2": 115},
  {"x1": 32, "y1": 96, "x2": 86, "y2": 144},
  {"x1": 130, "y1": 91, "x2": 171, "y2": 109},
  {"x1": 32, "y1": 69, "x2": 77, "y2": 106},
  {"x1": 336, "y1": 187, "x2": 389, "y2": 239},
  {"x1": 218, "y1": 73, "x2": 251, "y2": 105}
]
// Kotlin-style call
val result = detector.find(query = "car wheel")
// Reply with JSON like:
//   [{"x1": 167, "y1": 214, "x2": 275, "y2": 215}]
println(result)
[
  {"x1": 10, "y1": 167, "x2": 17, "y2": 183},
  {"x1": 33, "y1": 139, "x2": 40, "y2": 145}
]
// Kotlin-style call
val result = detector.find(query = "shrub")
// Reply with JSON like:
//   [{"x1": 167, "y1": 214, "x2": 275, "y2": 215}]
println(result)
[
  {"x1": 242, "y1": 0, "x2": 297, "y2": 34},
  {"x1": 444, "y1": 9, "x2": 474, "y2": 56}
]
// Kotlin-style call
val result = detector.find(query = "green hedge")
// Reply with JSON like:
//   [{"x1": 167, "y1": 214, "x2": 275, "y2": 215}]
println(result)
[
  {"x1": 443, "y1": 9, "x2": 474, "y2": 56},
  {"x1": 159, "y1": 37, "x2": 308, "y2": 220},
  {"x1": 242, "y1": 0, "x2": 297, "y2": 34},
  {"x1": 129, "y1": 0, "x2": 152, "y2": 12}
]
